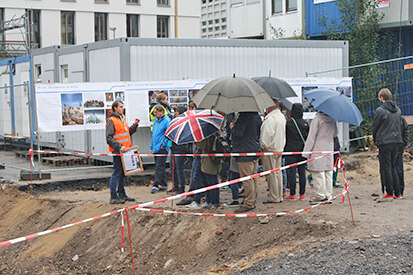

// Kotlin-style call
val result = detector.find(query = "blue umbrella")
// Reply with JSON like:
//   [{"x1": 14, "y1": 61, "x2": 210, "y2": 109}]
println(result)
[
  {"x1": 165, "y1": 110, "x2": 224, "y2": 145},
  {"x1": 304, "y1": 88, "x2": 363, "y2": 126}
]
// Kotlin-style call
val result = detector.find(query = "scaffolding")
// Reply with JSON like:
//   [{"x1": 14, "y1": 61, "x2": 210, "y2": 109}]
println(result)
[{"x1": 0, "y1": 12, "x2": 33, "y2": 59}]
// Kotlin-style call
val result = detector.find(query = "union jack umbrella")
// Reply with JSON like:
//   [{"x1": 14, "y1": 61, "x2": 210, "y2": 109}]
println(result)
[{"x1": 165, "y1": 110, "x2": 224, "y2": 145}]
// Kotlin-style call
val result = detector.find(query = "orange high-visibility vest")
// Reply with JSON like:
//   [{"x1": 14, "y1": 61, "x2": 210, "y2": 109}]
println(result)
[{"x1": 107, "y1": 115, "x2": 132, "y2": 152}]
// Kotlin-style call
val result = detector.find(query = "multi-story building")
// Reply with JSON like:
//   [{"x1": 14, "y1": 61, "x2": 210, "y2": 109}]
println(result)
[
  {"x1": 0, "y1": 0, "x2": 200, "y2": 52},
  {"x1": 200, "y1": 0, "x2": 228, "y2": 38}
]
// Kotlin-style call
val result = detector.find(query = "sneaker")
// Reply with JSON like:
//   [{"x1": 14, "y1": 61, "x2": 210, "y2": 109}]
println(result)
[
  {"x1": 299, "y1": 194, "x2": 305, "y2": 200},
  {"x1": 110, "y1": 198, "x2": 125, "y2": 204},
  {"x1": 394, "y1": 195, "x2": 402, "y2": 199},
  {"x1": 234, "y1": 206, "x2": 255, "y2": 213},
  {"x1": 176, "y1": 197, "x2": 193, "y2": 206},
  {"x1": 379, "y1": 193, "x2": 394, "y2": 201},
  {"x1": 151, "y1": 186, "x2": 159, "y2": 194},
  {"x1": 186, "y1": 201, "x2": 201, "y2": 209},
  {"x1": 284, "y1": 195, "x2": 296, "y2": 201},
  {"x1": 202, "y1": 202, "x2": 212, "y2": 209},
  {"x1": 333, "y1": 183, "x2": 344, "y2": 188},
  {"x1": 226, "y1": 200, "x2": 240, "y2": 207},
  {"x1": 119, "y1": 195, "x2": 135, "y2": 202}
]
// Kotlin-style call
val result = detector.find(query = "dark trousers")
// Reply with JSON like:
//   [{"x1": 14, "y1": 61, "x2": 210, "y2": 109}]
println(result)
[
  {"x1": 109, "y1": 156, "x2": 127, "y2": 199},
  {"x1": 285, "y1": 155, "x2": 307, "y2": 196},
  {"x1": 378, "y1": 144, "x2": 401, "y2": 196},
  {"x1": 172, "y1": 149, "x2": 186, "y2": 192},
  {"x1": 202, "y1": 172, "x2": 219, "y2": 205},
  {"x1": 395, "y1": 152, "x2": 404, "y2": 196},
  {"x1": 229, "y1": 170, "x2": 240, "y2": 200},
  {"x1": 154, "y1": 148, "x2": 168, "y2": 188}
]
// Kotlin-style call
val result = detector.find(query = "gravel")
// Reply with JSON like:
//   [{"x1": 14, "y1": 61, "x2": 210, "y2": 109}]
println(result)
[{"x1": 231, "y1": 234, "x2": 413, "y2": 275}]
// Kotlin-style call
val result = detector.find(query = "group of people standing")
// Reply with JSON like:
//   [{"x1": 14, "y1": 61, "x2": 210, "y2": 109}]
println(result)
[{"x1": 105, "y1": 88, "x2": 409, "y2": 209}]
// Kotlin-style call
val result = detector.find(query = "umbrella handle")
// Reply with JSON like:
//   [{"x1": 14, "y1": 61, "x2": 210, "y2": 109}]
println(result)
[{"x1": 211, "y1": 92, "x2": 221, "y2": 112}]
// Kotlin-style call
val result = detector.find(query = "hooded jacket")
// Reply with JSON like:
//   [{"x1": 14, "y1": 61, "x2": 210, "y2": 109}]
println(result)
[
  {"x1": 284, "y1": 103, "x2": 309, "y2": 152},
  {"x1": 372, "y1": 100, "x2": 404, "y2": 146},
  {"x1": 303, "y1": 112, "x2": 338, "y2": 171},
  {"x1": 151, "y1": 114, "x2": 171, "y2": 153}
]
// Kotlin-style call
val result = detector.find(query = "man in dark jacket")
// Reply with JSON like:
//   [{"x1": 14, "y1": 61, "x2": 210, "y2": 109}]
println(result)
[
  {"x1": 106, "y1": 100, "x2": 140, "y2": 204},
  {"x1": 284, "y1": 103, "x2": 309, "y2": 200},
  {"x1": 372, "y1": 88, "x2": 404, "y2": 200},
  {"x1": 231, "y1": 112, "x2": 262, "y2": 213}
]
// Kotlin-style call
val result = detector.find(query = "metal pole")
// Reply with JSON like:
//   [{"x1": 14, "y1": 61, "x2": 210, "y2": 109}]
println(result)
[
  {"x1": 174, "y1": 0, "x2": 178, "y2": 38},
  {"x1": 26, "y1": 82, "x2": 34, "y2": 154}
]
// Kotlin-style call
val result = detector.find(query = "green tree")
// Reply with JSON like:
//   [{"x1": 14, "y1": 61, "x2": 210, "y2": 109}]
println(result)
[{"x1": 318, "y1": 0, "x2": 386, "y2": 133}]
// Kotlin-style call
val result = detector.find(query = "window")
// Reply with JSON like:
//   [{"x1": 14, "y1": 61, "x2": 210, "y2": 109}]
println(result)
[
  {"x1": 61, "y1": 11, "x2": 75, "y2": 45},
  {"x1": 0, "y1": 9, "x2": 4, "y2": 48},
  {"x1": 35, "y1": 65, "x2": 42, "y2": 81},
  {"x1": 230, "y1": 0, "x2": 243, "y2": 6},
  {"x1": 94, "y1": 13, "x2": 107, "y2": 41},
  {"x1": 272, "y1": 0, "x2": 282, "y2": 13},
  {"x1": 127, "y1": 0, "x2": 139, "y2": 3},
  {"x1": 157, "y1": 16, "x2": 169, "y2": 38},
  {"x1": 26, "y1": 9, "x2": 41, "y2": 48},
  {"x1": 126, "y1": 14, "x2": 139, "y2": 37},
  {"x1": 247, "y1": 0, "x2": 260, "y2": 3},
  {"x1": 95, "y1": 0, "x2": 109, "y2": 3},
  {"x1": 61, "y1": 65, "x2": 68, "y2": 83},
  {"x1": 157, "y1": 0, "x2": 169, "y2": 5},
  {"x1": 287, "y1": 0, "x2": 297, "y2": 11}
]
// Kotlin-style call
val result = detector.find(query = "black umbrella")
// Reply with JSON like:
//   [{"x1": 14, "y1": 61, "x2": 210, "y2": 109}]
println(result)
[{"x1": 252, "y1": 73, "x2": 297, "y2": 100}]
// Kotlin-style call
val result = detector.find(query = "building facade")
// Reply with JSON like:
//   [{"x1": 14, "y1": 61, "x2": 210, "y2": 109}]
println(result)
[
  {"x1": 201, "y1": 0, "x2": 228, "y2": 38},
  {"x1": 0, "y1": 0, "x2": 200, "y2": 51}
]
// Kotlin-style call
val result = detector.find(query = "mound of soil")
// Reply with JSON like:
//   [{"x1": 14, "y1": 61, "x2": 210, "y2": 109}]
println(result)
[{"x1": 0, "y1": 151, "x2": 412, "y2": 274}]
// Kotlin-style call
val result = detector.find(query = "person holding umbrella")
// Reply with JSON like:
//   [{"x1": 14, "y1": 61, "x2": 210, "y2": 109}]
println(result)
[
  {"x1": 303, "y1": 111, "x2": 338, "y2": 205},
  {"x1": 231, "y1": 112, "x2": 263, "y2": 213}
]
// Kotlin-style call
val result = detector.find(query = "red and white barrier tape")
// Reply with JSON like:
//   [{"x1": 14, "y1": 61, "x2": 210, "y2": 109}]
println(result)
[
  {"x1": 0, "y1": 152, "x2": 340, "y2": 248},
  {"x1": 135, "y1": 190, "x2": 347, "y2": 218},
  {"x1": 30, "y1": 149, "x2": 336, "y2": 158},
  {"x1": 126, "y1": 152, "x2": 337, "y2": 211},
  {"x1": 0, "y1": 208, "x2": 125, "y2": 248}
]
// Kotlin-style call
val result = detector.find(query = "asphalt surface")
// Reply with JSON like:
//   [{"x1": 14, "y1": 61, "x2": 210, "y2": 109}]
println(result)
[{"x1": 231, "y1": 234, "x2": 413, "y2": 275}]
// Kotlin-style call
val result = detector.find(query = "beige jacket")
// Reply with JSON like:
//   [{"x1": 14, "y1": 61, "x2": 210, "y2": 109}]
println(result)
[
  {"x1": 260, "y1": 109, "x2": 286, "y2": 152},
  {"x1": 303, "y1": 112, "x2": 338, "y2": 171}
]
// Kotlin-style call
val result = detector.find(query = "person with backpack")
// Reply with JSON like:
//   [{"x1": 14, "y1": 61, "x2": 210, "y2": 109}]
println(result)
[
  {"x1": 284, "y1": 103, "x2": 309, "y2": 201},
  {"x1": 187, "y1": 134, "x2": 221, "y2": 209},
  {"x1": 260, "y1": 100, "x2": 286, "y2": 204}
]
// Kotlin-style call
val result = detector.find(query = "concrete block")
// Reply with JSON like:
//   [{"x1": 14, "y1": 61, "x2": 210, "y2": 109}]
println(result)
[{"x1": 20, "y1": 171, "x2": 51, "y2": 181}]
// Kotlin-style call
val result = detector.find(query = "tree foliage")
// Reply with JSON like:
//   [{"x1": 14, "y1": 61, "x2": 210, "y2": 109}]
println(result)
[{"x1": 318, "y1": 0, "x2": 389, "y2": 133}]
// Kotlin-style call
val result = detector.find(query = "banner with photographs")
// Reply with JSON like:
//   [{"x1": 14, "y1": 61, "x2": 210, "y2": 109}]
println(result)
[
  {"x1": 35, "y1": 78, "x2": 351, "y2": 132},
  {"x1": 35, "y1": 80, "x2": 207, "y2": 132}
]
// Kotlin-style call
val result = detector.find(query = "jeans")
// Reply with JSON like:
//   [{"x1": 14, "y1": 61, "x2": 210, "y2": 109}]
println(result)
[
  {"x1": 229, "y1": 170, "x2": 240, "y2": 200},
  {"x1": 378, "y1": 143, "x2": 401, "y2": 196},
  {"x1": 172, "y1": 149, "x2": 186, "y2": 192},
  {"x1": 285, "y1": 155, "x2": 307, "y2": 196},
  {"x1": 202, "y1": 172, "x2": 219, "y2": 205},
  {"x1": 395, "y1": 152, "x2": 404, "y2": 196},
  {"x1": 282, "y1": 157, "x2": 287, "y2": 193},
  {"x1": 154, "y1": 148, "x2": 168, "y2": 188},
  {"x1": 192, "y1": 156, "x2": 205, "y2": 203},
  {"x1": 110, "y1": 156, "x2": 127, "y2": 199}
]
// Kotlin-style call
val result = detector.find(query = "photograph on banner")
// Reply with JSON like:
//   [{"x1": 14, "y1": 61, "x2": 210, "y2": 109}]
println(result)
[
  {"x1": 114, "y1": 91, "x2": 125, "y2": 101},
  {"x1": 121, "y1": 146, "x2": 144, "y2": 176},
  {"x1": 105, "y1": 92, "x2": 114, "y2": 102},
  {"x1": 188, "y1": 89, "x2": 200, "y2": 102},
  {"x1": 83, "y1": 93, "x2": 104, "y2": 108},
  {"x1": 169, "y1": 89, "x2": 188, "y2": 110},
  {"x1": 85, "y1": 110, "x2": 105, "y2": 125},
  {"x1": 61, "y1": 93, "x2": 84, "y2": 126}
]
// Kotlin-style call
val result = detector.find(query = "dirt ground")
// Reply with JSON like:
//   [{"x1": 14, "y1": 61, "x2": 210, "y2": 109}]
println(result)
[{"x1": 0, "y1": 150, "x2": 412, "y2": 274}]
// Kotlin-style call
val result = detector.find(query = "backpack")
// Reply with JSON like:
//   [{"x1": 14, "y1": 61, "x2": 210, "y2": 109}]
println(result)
[{"x1": 209, "y1": 133, "x2": 231, "y2": 164}]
